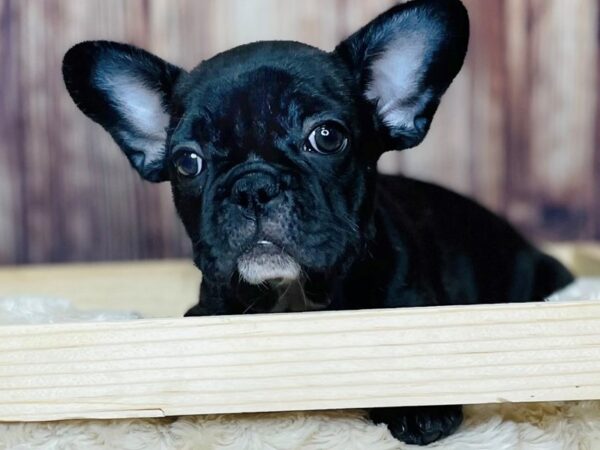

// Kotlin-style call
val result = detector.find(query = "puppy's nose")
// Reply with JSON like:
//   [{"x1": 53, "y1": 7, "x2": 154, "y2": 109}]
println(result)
[{"x1": 231, "y1": 172, "x2": 281, "y2": 215}]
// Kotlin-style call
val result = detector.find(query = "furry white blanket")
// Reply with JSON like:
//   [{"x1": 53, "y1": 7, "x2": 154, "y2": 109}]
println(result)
[{"x1": 1, "y1": 280, "x2": 600, "y2": 450}]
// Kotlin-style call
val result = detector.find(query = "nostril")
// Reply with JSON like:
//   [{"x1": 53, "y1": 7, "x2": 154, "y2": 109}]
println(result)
[
  {"x1": 237, "y1": 191, "x2": 249, "y2": 209},
  {"x1": 257, "y1": 188, "x2": 269, "y2": 204}
]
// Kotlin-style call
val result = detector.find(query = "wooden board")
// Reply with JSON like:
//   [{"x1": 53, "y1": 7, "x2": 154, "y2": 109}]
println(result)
[
  {"x1": 0, "y1": 300, "x2": 599, "y2": 422},
  {"x1": 0, "y1": 243, "x2": 595, "y2": 318},
  {"x1": 0, "y1": 260, "x2": 201, "y2": 317},
  {"x1": 544, "y1": 243, "x2": 600, "y2": 277}
]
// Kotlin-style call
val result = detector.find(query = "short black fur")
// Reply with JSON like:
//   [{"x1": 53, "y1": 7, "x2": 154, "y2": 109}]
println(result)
[{"x1": 62, "y1": 0, "x2": 574, "y2": 444}]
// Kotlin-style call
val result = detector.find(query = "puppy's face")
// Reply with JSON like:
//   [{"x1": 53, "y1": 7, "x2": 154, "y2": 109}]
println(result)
[
  {"x1": 63, "y1": 0, "x2": 468, "y2": 285},
  {"x1": 169, "y1": 43, "x2": 373, "y2": 283}
]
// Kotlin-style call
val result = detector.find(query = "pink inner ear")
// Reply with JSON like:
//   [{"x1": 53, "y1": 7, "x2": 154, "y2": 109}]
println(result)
[
  {"x1": 94, "y1": 71, "x2": 170, "y2": 169},
  {"x1": 96, "y1": 73, "x2": 169, "y2": 141},
  {"x1": 364, "y1": 34, "x2": 434, "y2": 133}
]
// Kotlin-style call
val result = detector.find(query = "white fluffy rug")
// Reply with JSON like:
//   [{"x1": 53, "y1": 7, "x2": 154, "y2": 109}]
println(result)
[
  {"x1": 2, "y1": 403, "x2": 600, "y2": 450},
  {"x1": 1, "y1": 280, "x2": 600, "y2": 450}
]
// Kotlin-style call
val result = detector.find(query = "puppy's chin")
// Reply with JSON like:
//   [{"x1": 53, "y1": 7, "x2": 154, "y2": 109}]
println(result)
[{"x1": 237, "y1": 243, "x2": 300, "y2": 285}]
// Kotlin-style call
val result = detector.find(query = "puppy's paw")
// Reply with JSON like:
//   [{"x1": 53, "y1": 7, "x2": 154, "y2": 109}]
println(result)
[{"x1": 369, "y1": 405, "x2": 463, "y2": 446}]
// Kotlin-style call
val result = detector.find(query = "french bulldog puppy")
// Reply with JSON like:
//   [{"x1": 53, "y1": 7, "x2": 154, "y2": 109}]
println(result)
[{"x1": 62, "y1": 0, "x2": 574, "y2": 444}]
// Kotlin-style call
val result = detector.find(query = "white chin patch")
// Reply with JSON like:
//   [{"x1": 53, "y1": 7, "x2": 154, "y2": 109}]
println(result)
[{"x1": 237, "y1": 250, "x2": 301, "y2": 285}]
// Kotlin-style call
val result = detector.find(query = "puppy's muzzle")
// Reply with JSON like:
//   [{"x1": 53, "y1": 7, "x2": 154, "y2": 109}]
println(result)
[{"x1": 231, "y1": 169, "x2": 281, "y2": 217}]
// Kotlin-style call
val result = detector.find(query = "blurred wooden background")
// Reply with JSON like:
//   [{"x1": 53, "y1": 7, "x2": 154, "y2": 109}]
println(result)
[{"x1": 0, "y1": 0, "x2": 598, "y2": 265}]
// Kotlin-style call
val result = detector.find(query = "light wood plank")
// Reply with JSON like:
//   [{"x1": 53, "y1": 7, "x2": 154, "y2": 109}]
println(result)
[
  {"x1": 0, "y1": 260, "x2": 201, "y2": 318},
  {"x1": 0, "y1": 300, "x2": 598, "y2": 422},
  {"x1": 573, "y1": 245, "x2": 600, "y2": 277},
  {"x1": 544, "y1": 242, "x2": 600, "y2": 277},
  {"x1": 0, "y1": 243, "x2": 595, "y2": 319}
]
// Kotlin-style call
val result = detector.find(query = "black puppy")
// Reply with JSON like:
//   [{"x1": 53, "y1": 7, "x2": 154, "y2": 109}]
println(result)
[{"x1": 63, "y1": 0, "x2": 573, "y2": 444}]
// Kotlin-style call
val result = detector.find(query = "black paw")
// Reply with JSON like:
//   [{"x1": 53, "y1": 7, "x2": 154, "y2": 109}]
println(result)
[{"x1": 369, "y1": 405, "x2": 463, "y2": 446}]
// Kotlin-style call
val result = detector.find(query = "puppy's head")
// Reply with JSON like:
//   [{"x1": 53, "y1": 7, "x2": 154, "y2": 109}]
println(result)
[{"x1": 63, "y1": 0, "x2": 468, "y2": 285}]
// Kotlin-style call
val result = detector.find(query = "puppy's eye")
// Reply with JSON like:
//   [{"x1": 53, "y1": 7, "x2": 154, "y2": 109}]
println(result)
[
  {"x1": 305, "y1": 122, "x2": 348, "y2": 154},
  {"x1": 172, "y1": 147, "x2": 203, "y2": 178}
]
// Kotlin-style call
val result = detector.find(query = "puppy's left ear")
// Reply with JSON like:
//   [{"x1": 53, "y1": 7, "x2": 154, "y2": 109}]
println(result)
[
  {"x1": 63, "y1": 41, "x2": 183, "y2": 182},
  {"x1": 334, "y1": 0, "x2": 469, "y2": 151}
]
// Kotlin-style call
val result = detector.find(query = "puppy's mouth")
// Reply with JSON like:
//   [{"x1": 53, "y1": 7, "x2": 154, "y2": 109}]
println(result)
[{"x1": 237, "y1": 240, "x2": 301, "y2": 285}]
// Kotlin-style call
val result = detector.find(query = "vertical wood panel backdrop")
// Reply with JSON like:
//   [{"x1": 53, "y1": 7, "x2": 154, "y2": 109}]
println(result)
[{"x1": 0, "y1": 0, "x2": 598, "y2": 265}]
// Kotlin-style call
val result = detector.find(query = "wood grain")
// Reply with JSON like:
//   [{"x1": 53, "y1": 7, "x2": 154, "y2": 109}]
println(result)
[
  {"x1": 0, "y1": 300, "x2": 597, "y2": 422},
  {"x1": 0, "y1": 0, "x2": 25, "y2": 264},
  {"x1": 0, "y1": 0, "x2": 599, "y2": 265},
  {"x1": 0, "y1": 248, "x2": 596, "y2": 421}
]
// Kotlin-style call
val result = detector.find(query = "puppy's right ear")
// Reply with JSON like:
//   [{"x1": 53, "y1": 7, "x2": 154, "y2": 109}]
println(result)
[
  {"x1": 62, "y1": 41, "x2": 183, "y2": 182},
  {"x1": 334, "y1": 0, "x2": 469, "y2": 152}
]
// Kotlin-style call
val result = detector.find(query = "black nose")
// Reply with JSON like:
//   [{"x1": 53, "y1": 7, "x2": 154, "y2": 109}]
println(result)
[{"x1": 231, "y1": 171, "x2": 281, "y2": 214}]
